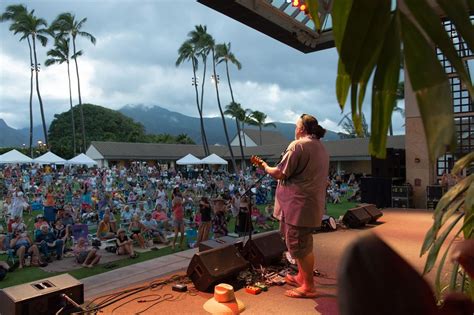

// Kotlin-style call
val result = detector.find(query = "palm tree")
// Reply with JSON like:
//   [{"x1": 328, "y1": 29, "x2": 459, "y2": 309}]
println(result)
[
  {"x1": 50, "y1": 13, "x2": 96, "y2": 152},
  {"x1": 45, "y1": 37, "x2": 80, "y2": 155},
  {"x1": 176, "y1": 39, "x2": 209, "y2": 155},
  {"x1": 0, "y1": 5, "x2": 35, "y2": 156},
  {"x1": 388, "y1": 81, "x2": 406, "y2": 136},
  {"x1": 209, "y1": 40, "x2": 237, "y2": 171},
  {"x1": 10, "y1": 10, "x2": 49, "y2": 147},
  {"x1": 247, "y1": 111, "x2": 277, "y2": 145},
  {"x1": 224, "y1": 102, "x2": 246, "y2": 168},
  {"x1": 216, "y1": 42, "x2": 242, "y2": 103},
  {"x1": 188, "y1": 25, "x2": 213, "y2": 154},
  {"x1": 338, "y1": 112, "x2": 370, "y2": 138}
]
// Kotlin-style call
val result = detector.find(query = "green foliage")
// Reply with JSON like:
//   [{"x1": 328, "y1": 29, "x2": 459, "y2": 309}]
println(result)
[
  {"x1": 326, "y1": 0, "x2": 473, "y2": 160},
  {"x1": 48, "y1": 104, "x2": 195, "y2": 158},
  {"x1": 421, "y1": 153, "x2": 474, "y2": 299}
]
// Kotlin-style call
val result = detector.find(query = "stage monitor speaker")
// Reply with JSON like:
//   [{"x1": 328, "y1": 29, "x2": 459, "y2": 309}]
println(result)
[
  {"x1": 359, "y1": 203, "x2": 383, "y2": 223},
  {"x1": 343, "y1": 207, "x2": 372, "y2": 228},
  {"x1": 199, "y1": 236, "x2": 243, "y2": 252},
  {"x1": 244, "y1": 231, "x2": 287, "y2": 266},
  {"x1": 0, "y1": 274, "x2": 83, "y2": 315},
  {"x1": 187, "y1": 244, "x2": 249, "y2": 292}
]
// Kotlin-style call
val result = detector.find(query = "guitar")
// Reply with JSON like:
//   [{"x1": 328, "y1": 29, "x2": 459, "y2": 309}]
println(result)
[{"x1": 250, "y1": 155, "x2": 265, "y2": 169}]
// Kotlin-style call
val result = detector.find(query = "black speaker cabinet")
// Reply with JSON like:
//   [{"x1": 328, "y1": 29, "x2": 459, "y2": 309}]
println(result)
[
  {"x1": 244, "y1": 231, "x2": 287, "y2": 267},
  {"x1": 187, "y1": 245, "x2": 249, "y2": 292},
  {"x1": 371, "y1": 148, "x2": 406, "y2": 179},
  {"x1": 199, "y1": 236, "x2": 243, "y2": 252},
  {"x1": 0, "y1": 274, "x2": 83, "y2": 315},
  {"x1": 361, "y1": 177, "x2": 392, "y2": 208},
  {"x1": 359, "y1": 203, "x2": 383, "y2": 223},
  {"x1": 343, "y1": 207, "x2": 372, "y2": 228}
]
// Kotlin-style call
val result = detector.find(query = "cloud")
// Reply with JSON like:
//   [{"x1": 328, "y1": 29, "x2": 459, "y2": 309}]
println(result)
[{"x1": 0, "y1": 0, "x2": 406, "y2": 136}]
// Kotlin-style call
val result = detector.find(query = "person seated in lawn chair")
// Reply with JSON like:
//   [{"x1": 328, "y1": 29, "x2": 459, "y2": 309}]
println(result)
[
  {"x1": 74, "y1": 237, "x2": 101, "y2": 268},
  {"x1": 152, "y1": 203, "x2": 170, "y2": 232},
  {"x1": 129, "y1": 215, "x2": 146, "y2": 248},
  {"x1": 36, "y1": 224, "x2": 64, "y2": 262},
  {"x1": 141, "y1": 213, "x2": 169, "y2": 245},
  {"x1": 53, "y1": 218, "x2": 72, "y2": 252},
  {"x1": 9, "y1": 228, "x2": 42, "y2": 268},
  {"x1": 96, "y1": 213, "x2": 116, "y2": 240}
]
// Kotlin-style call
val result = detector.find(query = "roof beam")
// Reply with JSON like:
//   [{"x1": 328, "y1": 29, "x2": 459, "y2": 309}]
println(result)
[{"x1": 197, "y1": 0, "x2": 335, "y2": 53}]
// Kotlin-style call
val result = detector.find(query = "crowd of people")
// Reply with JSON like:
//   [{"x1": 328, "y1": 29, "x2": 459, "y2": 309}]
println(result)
[
  {"x1": 0, "y1": 162, "x2": 279, "y2": 273},
  {"x1": 0, "y1": 161, "x2": 361, "y2": 276}
]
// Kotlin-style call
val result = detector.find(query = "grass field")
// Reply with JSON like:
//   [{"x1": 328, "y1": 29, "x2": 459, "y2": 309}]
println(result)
[{"x1": 0, "y1": 198, "x2": 356, "y2": 289}]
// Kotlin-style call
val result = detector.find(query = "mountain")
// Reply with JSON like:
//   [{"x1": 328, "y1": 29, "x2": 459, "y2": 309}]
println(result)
[
  {"x1": 119, "y1": 104, "x2": 340, "y2": 144},
  {"x1": 0, "y1": 119, "x2": 45, "y2": 148}
]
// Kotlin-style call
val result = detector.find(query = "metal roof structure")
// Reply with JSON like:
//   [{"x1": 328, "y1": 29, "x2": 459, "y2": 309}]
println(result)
[{"x1": 197, "y1": 0, "x2": 334, "y2": 53}]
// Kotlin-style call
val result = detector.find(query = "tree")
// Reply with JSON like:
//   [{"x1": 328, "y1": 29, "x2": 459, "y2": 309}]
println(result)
[
  {"x1": 337, "y1": 112, "x2": 370, "y2": 139},
  {"x1": 224, "y1": 102, "x2": 246, "y2": 167},
  {"x1": 10, "y1": 10, "x2": 49, "y2": 148},
  {"x1": 49, "y1": 104, "x2": 146, "y2": 158},
  {"x1": 216, "y1": 42, "x2": 244, "y2": 167},
  {"x1": 247, "y1": 110, "x2": 277, "y2": 145},
  {"x1": 50, "y1": 13, "x2": 96, "y2": 153},
  {"x1": 176, "y1": 34, "x2": 209, "y2": 155},
  {"x1": 209, "y1": 39, "x2": 237, "y2": 171},
  {"x1": 45, "y1": 36, "x2": 80, "y2": 155},
  {"x1": 188, "y1": 25, "x2": 214, "y2": 154},
  {"x1": 0, "y1": 4, "x2": 35, "y2": 156}
]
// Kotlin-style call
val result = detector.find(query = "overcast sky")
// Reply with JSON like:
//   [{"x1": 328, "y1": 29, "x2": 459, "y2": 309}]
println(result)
[{"x1": 0, "y1": 0, "x2": 405, "y2": 135}]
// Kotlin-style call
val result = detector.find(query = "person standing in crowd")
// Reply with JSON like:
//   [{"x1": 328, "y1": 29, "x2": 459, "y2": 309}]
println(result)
[
  {"x1": 196, "y1": 196, "x2": 212, "y2": 247},
  {"x1": 212, "y1": 197, "x2": 228, "y2": 238},
  {"x1": 171, "y1": 193, "x2": 185, "y2": 250},
  {"x1": 256, "y1": 113, "x2": 329, "y2": 299}
]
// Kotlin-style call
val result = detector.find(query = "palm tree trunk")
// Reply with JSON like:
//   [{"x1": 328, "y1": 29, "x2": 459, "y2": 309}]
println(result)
[
  {"x1": 72, "y1": 37, "x2": 86, "y2": 153},
  {"x1": 212, "y1": 49, "x2": 237, "y2": 172},
  {"x1": 200, "y1": 56, "x2": 210, "y2": 154},
  {"x1": 27, "y1": 37, "x2": 34, "y2": 157},
  {"x1": 241, "y1": 121, "x2": 247, "y2": 147},
  {"x1": 32, "y1": 36, "x2": 48, "y2": 147},
  {"x1": 192, "y1": 58, "x2": 208, "y2": 156},
  {"x1": 225, "y1": 60, "x2": 245, "y2": 169},
  {"x1": 389, "y1": 121, "x2": 393, "y2": 136},
  {"x1": 259, "y1": 125, "x2": 262, "y2": 145},
  {"x1": 67, "y1": 61, "x2": 77, "y2": 155}
]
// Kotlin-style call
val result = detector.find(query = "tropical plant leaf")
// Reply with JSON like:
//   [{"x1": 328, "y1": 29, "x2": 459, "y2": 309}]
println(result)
[
  {"x1": 440, "y1": 198, "x2": 465, "y2": 226},
  {"x1": 331, "y1": 0, "x2": 353, "y2": 51},
  {"x1": 339, "y1": 0, "x2": 391, "y2": 82},
  {"x1": 451, "y1": 152, "x2": 474, "y2": 175},
  {"x1": 434, "y1": 175, "x2": 473, "y2": 223},
  {"x1": 306, "y1": 0, "x2": 320, "y2": 31},
  {"x1": 350, "y1": 83, "x2": 362, "y2": 136},
  {"x1": 369, "y1": 13, "x2": 401, "y2": 158},
  {"x1": 465, "y1": 182, "x2": 474, "y2": 216},
  {"x1": 449, "y1": 261, "x2": 460, "y2": 291},
  {"x1": 404, "y1": 0, "x2": 474, "y2": 97},
  {"x1": 336, "y1": 59, "x2": 350, "y2": 110},
  {"x1": 434, "y1": 226, "x2": 465, "y2": 298},
  {"x1": 424, "y1": 212, "x2": 465, "y2": 274},
  {"x1": 400, "y1": 11, "x2": 455, "y2": 160},
  {"x1": 437, "y1": 0, "x2": 474, "y2": 58}
]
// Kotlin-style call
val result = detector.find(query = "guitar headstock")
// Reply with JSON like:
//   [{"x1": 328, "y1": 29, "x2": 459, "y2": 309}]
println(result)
[{"x1": 250, "y1": 155, "x2": 264, "y2": 168}]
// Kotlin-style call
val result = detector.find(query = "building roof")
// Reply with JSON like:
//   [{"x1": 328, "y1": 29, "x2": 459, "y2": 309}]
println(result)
[
  {"x1": 242, "y1": 129, "x2": 289, "y2": 146},
  {"x1": 89, "y1": 135, "x2": 405, "y2": 162},
  {"x1": 324, "y1": 135, "x2": 405, "y2": 161}
]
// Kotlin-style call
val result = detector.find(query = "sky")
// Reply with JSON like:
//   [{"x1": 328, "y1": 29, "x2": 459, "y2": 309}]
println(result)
[{"x1": 0, "y1": 0, "x2": 405, "y2": 135}]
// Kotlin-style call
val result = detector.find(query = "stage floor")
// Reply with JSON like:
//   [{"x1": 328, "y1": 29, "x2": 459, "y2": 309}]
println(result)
[{"x1": 84, "y1": 208, "x2": 458, "y2": 314}]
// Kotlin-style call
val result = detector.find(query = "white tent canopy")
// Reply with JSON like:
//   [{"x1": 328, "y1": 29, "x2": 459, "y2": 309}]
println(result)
[
  {"x1": 67, "y1": 153, "x2": 98, "y2": 166},
  {"x1": 176, "y1": 153, "x2": 202, "y2": 165},
  {"x1": 0, "y1": 149, "x2": 33, "y2": 164},
  {"x1": 34, "y1": 151, "x2": 66, "y2": 164},
  {"x1": 200, "y1": 153, "x2": 228, "y2": 165}
]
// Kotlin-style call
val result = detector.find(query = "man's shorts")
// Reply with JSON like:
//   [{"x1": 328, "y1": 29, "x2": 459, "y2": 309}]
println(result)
[{"x1": 280, "y1": 221, "x2": 313, "y2": 259}]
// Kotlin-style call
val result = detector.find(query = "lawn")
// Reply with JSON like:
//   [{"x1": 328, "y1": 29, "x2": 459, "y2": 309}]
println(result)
[{"x1": 0, "y1": 198, "x2": 357, "y2": 289}]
